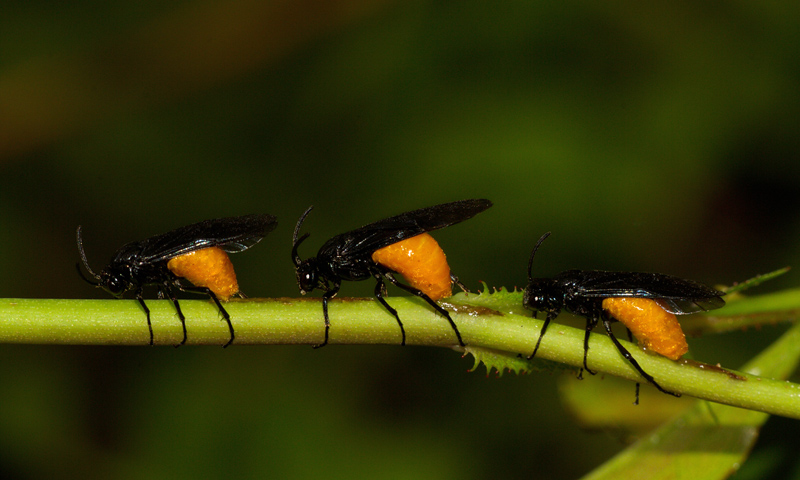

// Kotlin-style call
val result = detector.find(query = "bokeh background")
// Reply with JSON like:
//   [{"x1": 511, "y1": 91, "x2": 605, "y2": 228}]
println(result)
[{"x1": 2, "y1": 1, "x2": 799, "y2": 478}]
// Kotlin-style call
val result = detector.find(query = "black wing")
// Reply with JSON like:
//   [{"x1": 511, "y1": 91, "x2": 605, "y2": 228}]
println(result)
[
  {"x1": 568, "y1": 270, "x2": 725, "y2": 314},
  {"x1": 139, "y1": 214, "x2": 278, "y2": 262},
  {"x1": 320, "y1": 199, "x2": 492, "y2": 258}
]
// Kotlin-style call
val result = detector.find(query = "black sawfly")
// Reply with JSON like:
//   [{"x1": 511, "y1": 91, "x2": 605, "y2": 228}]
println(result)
[
  {"x1": 77, "y1": 214, "x2": 277, "y2": 347},
  {"x1": 292, "y1": 199, "x2": 493, "y2": 347},
  {"x1": 523, "y1": 232, "x2": 725, "y2": 400}
]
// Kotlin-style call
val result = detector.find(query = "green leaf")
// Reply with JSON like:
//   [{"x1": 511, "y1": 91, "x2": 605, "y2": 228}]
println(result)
[{"x1": 464, "y1": 345, "x2": 565, "y2": 377}]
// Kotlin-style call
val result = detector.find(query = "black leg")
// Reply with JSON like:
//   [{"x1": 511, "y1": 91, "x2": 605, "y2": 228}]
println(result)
[
  {"x1": 177, "y1": 284, "x2": 235, "y2": 348},
  {"x1": 163, "y1": 283, "x2": 188, "y2": 347},
  {"x1": 582, "y1": 316, "x2": 598, "y2": 376},
  {"x1": 627, "y1": 327, "x2": 641, "y2": 405},
  {"x1": 383, "y1": 272, "x2": 465, "y2": 347},
  {"x1": 205, "y1": 290, "x2": 234, "y2": 348},
  {"x1": 372, "y1": 275, "x2": 406, "y2": 346},
  {"x1": 135, "y1": 290, "x2": 154, "y2": 346},
  {"x1": 315, "y1": 282, "x2": 339, "y2": 349},
  {"x1": 528, "y1": 312, "x2": 555, "y2": 359},
  {"x1": 601, "y1": 317, "x2": 680, "y2": 398}
]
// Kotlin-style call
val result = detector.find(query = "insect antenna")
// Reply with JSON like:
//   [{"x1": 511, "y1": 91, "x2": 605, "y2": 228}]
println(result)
[
  {"x1": 292, "y1": 206, "x2": 314, "y2": 266},
  {"x1": 76, "y1": 225, "x2": 101, "y2": 285},
  {"x1": 527, "y1": 231, "x2": 552, "y2": 281}
]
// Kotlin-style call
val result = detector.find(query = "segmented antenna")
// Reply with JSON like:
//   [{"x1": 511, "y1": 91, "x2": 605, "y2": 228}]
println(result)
[
  {"x1": 527, "y1": 231, "x2": 552, "y2": 282},
  {"x1": 292, "y1": 206, "x2": 314, "y2": 266},
  {"x1": 76, "y1": 225, "x2": 100, "y2": 283}
]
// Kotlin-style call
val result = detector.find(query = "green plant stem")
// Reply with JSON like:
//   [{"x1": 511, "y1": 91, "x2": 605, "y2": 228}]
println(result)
[
  {"x1": 0, "y1": 297, "x2": 478, "y2": 347},
  {"x1": 1, "y1": 295, "x2": 799, "y2": 419}
]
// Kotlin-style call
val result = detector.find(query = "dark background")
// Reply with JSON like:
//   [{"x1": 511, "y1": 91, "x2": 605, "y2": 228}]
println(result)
[{"x1": 1, "y1": 1, "x2": 799, "y2": 478}]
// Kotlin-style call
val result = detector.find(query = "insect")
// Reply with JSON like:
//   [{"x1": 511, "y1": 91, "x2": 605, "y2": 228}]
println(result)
[
  {"x1": 77, "y1": 214, "x2": 278, "y2": 347},
  {"x1": 292, "y1": 199, "x2": 493, "y2": 348},
  {"x1": 523, "y1": 232, "x2": 725, "y2": 397}
]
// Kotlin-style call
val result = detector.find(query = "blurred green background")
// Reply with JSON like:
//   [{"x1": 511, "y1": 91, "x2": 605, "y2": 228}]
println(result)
[{"x1": 2, "y1": 1, "x2": 800, "y2": 478}]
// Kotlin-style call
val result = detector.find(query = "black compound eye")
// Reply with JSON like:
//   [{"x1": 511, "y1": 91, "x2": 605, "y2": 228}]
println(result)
[
  {"x1": 100, "y1": 272, "x2": 128, "y2": 296},
  {"x1": 296, "y1": 266, "x2": 317, "y2": 294}
]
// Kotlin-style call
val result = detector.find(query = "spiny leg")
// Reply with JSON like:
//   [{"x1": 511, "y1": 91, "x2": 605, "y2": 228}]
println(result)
[
  {"x1": 601, "y1": 317, "x2": 680, "y2": 398},
  {"x1": 528, "y1": 312, "x2": 555, "y2": 359},
  {"x1": 372, "y1": 274, "x2": 406, "y2": 346},
  {"x1": 383, "y1": 272, "x2": 465, "y2": 347},
  {"x1": 135, "y1": 290, "x2": 154, "y2": 346},
  {"x1": 178, "y1": 285, "x2": 234, "y2": 348}
]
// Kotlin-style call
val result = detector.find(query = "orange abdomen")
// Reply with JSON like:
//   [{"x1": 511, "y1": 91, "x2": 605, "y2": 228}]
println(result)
[
  {"x1": 167, "y1": 246, "x2": 239, "y2": 300},
  {"x1": 371, "y1": 233, "x2": 452, "y2": 301},
  {"x1": 601, "y1": 297, "x2": 688, "y2": 360}
]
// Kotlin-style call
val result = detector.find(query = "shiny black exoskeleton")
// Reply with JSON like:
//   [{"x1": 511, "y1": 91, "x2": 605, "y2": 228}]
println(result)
[
  {"x1": 77, "y1": 214, "x2": 277, "y2": 347},
  {"x1": 292, "y1": 199, "x2": 493, "y2": 347},
  {"x1": 523, "y1": 231, "x2": 725, "y2": 397}
]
